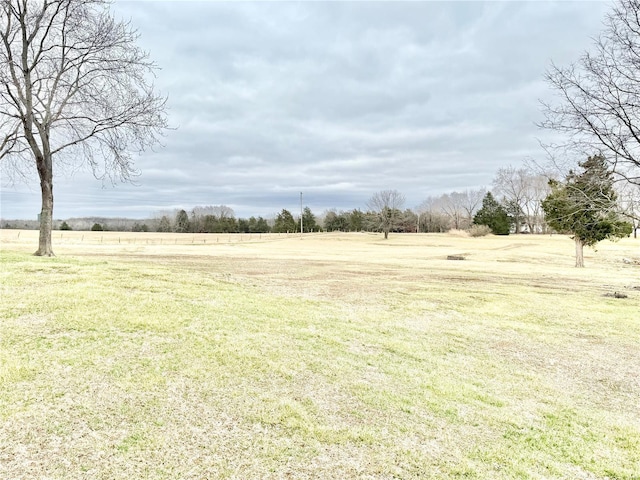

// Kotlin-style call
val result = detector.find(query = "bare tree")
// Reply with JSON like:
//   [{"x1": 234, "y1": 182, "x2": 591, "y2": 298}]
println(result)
[
  {"x1": 492, "y1": 166, "x2": 530, "y2": 233},
  {"x1": 0, "y1": 0, "x2": 167, "y2": 255},
  {"x1": 461, "y1": 188, "x2": 486, "y2": 228},
  {"x1": 212, "y1": 205, "x2": 235, "y2": 220},
  {"x1": 540, "y1": 0, "x2": 640, "y2": 184},
  {"x1": 416, "y1": 196, "x2": 450, "y2": 233},
  {"x1": 439, "y1": 192, "x2": 467, "y2": 230},
  {"x1": 617, "y1": 181, "x2": 640, "y2": 237},
  {"x1": 521, "y1": 173, "x2": 551, "y2": 233},
  {"x1": 366, "y1": 189, "x2": 405, "y2": 239}
]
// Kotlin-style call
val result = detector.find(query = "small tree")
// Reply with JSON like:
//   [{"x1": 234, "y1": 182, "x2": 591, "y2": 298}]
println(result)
[
  {"x1": 273, "y1": 209, "x2": 296, "y2": 233},
  {"x1": 174, "y1": 209, "x2": 190, "y2": 233},
  {"x1": 367, "y1": 189, "x2": 405, "y2": 239},
  {"x1": 302, "y1": 207, "x2": 318, "y2": 233},
  {"x1": 473, "y1": 193, "x2": 511, "y2": 235},
  {"x1": 60, "y1": 221, "x2": 71, "y2": 231},
  {"x1": 542, "y1": 155, "x2": 632, "y2": 267},
  {"x1": 91, "y1": 223, "x2": 103, "y2": 231}
]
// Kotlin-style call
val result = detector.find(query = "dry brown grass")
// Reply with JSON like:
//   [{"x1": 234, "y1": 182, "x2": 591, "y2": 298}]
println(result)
[{"x1": 1, "y1": 230, "x2": 639, "y2": 479}]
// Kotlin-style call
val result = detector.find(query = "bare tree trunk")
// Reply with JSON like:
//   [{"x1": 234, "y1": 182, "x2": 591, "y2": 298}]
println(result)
[
  {"x1": 34, "y1": 154, "x2": 54, "y2": 256},
  {"x1": 526, "y1": 221, "x2": 533, "y2": 234},
  {"x1": 384, "y1": 229, "x2": 389, "y2": 239},
  {"x1": 575, "y1": 237, "x2": 585, "y2": 268}
]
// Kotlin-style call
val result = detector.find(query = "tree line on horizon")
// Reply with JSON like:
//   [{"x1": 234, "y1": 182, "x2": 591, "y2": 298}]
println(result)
[{"x1": 4, "y1": 161, "x2": 638, "y2": 242}]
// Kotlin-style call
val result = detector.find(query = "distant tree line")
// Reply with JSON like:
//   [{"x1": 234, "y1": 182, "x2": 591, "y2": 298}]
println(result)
[
  {"x1": 155, "y1": 206, "x2": 272, "y2": 234},
  {"x1": 2, "y1": 164, "x2": 637, "y2": 243}
]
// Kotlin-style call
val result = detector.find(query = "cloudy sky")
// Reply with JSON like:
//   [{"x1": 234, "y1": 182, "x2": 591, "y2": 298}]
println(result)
[{"x1": 1, "y1": 0, "x2": 612, "y2": 220}]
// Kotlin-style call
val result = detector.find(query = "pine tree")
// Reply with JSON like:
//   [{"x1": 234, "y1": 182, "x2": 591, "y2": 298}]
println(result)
[
  {"x1": 273, "y1": 209, "x2": 297, "y2": 233},
  {"x1": 174, "y1": 209, "x2": 191, "y2": 233},
  {"x1": 542, "y1": 155, "x2": 632, "y2": 267},
  {"x1": 473, "y1": 193, "x2": 511, "y2": 235},
  {"x1": 302, "y1": 207, "x2": 318, "y2": 232}
]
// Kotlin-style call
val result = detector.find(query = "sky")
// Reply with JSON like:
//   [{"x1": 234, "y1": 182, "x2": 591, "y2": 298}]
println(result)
[{"x1": 0, "y1": 0, "x2": 613, "y2": 220}]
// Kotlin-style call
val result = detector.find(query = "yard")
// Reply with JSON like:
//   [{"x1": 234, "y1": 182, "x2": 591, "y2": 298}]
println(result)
[{"x1": 1, "y1": 230, "x2": 638, "y2": 479}]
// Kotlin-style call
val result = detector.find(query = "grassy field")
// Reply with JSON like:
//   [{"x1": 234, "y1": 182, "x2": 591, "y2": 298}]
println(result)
[{"x1": 1, "y1": 229, "x2": 639, "y2": 479}]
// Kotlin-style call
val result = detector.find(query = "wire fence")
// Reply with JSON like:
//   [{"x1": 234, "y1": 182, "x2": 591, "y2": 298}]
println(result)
[{"x1": 0, "y1": 230, "x2": 315, "y2": 247}]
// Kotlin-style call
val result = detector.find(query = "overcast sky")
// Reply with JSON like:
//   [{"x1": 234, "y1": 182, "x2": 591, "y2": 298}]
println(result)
[{"x1": 0, "y1": 0, "x2": 612, "y2": 220}]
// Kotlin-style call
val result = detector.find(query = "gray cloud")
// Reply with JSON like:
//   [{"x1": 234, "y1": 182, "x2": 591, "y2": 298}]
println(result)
[{"x1": 1, "y1": 1, "x2": 611, "y2": 220}]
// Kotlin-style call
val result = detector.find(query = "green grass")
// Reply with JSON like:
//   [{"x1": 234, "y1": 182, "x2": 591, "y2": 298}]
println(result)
[{"x1": 1, "y1": 233, "x2": 639, "y2": 479}]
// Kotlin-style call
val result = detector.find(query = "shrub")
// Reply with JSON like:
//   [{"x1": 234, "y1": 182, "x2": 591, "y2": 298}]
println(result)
[
  {"x1": 60, "y1": 221, "x2": 72, "y2": 231},
  {"x1": 91, "y1": 223, "x2": 103, "y2": 231},
  {"x1": 468, "y1": 225, "x2": 491, "y2": 237}
]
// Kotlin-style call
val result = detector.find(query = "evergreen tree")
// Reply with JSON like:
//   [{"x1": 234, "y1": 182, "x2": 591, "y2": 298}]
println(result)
[
  {"x1": 349, "y1": 209, "x2": 364, "y2": 232},
  {"x1": 238, "y1": 218, "x2": 250, "y2": 233},
  {"x1": 253, "y1": 217, "x2": 270, "y2": 233},
  {"x1": 202, "y1": 215, "x2": 219, "y2": 233},
  {"x1": 244, "y1": 216, "x2": 270, "y2": 233},
  {"x1": 174, "y1": 209, "x2": 190, "y2": 233},
  {"x1": 302, "y1": 207, "x2": 318, "y2": 232},
  {"x1": 324, "y1": 210, "x2": 349, "y2": 231},
  {"x1": 473, "y1": 192, "x2": 511, "y2": 235},
  {"x1": 273, "y1": 209, "x2": 297, "y2": 233},
  {"x1": 542, "y1": 155, "x2": 632, "y2": 267}
]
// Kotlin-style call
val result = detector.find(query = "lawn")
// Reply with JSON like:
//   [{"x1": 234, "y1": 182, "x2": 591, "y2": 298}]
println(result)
[{"x1": 1, "y1": 230, "x2": 638, "y2": 479}]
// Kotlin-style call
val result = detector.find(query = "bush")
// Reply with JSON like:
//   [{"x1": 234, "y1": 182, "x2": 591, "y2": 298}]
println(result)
[
  {"x1": 468, "y1": 225, "x2": 491, "y2": 237},
  {"x1": 91, "y1": 223, "x2": 103, "y2": 231},
  {"x1": 60, "y1": 221, "x2": 72, "y2": 230}
]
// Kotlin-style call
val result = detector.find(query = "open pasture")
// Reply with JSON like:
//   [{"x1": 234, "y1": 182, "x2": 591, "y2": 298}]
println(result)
[{"x1": 1, "y1": 230, "x2": 639, "y2": 479}]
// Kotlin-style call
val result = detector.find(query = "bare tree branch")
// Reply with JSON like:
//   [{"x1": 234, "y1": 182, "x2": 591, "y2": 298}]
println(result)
[{"x1": 540, "y1": 0, "x2": 640, "y2": 185}]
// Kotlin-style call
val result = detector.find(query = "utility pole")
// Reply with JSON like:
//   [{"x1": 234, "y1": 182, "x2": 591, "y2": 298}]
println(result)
[{"x1": 300, "y1": 192, "x2": 303, "y2": 237}]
